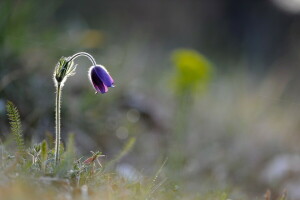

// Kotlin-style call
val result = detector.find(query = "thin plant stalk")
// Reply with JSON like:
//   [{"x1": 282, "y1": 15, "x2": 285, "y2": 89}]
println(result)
[
  {"x1": 53, "y1": 52, "x2": 113, "y2": 165},
  {"x1": 54, "y1": 83, "x2": 62, "y2": 165},
  {"x1": 54, "y1": 53, "x2": 96, "y2": 165}
]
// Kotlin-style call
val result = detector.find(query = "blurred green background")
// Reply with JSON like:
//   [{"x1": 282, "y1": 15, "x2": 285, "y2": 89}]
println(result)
[{"x1": 2, "y1": 0, "x2": 300, "y2": 198}]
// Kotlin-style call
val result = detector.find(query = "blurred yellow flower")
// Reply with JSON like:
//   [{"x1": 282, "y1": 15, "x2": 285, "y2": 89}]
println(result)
[{"x1": 171, "y1": 49, "x2": 213, "y2": 94}]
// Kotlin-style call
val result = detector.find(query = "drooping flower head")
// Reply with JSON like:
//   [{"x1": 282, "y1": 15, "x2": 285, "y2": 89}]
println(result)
[
  {"x1": 89, "y1": 65, "x2": 114, "y2": 94},
  {"x1": 53, "y1": 52, "x2": 115, "y2": 94},
  {"x1": 53, "y1": 52, "x2": 114, "y2": 165}
]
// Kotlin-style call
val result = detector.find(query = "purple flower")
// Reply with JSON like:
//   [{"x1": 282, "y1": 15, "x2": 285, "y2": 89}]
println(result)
[{"x1": 89, "y1": 65, "x2": 114, "y2": 94}]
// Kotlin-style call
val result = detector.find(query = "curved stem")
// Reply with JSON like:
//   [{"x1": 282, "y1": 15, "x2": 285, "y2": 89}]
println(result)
[
  {"x1": 69, "y1": 52, "x2": 97, "y2": 66},
  {"x1": 55, "y1": 83, "x2": 62, "y2": 165},
  {"x1": 54, "y1": 52, "x2": 96, "y2": 166}
]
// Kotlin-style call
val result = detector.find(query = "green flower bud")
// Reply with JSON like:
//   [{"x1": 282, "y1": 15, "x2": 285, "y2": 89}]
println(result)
[{"x1": 54, "y1": 56, "x2": 76, "y2": 86}]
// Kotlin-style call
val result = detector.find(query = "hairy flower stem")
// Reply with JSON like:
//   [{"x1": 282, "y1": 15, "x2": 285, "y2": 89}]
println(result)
[
  {"x1": 53, "y1": 52, "x2": 98, "y2": 166},
  {"x1": 69, "y1": 52, "x2": 97, "y2": 66},
  {"x1": 55, "y1": 83, "x2": 62, "y2": 165}
]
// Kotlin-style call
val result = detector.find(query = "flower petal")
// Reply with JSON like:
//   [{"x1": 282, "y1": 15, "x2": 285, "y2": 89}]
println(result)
[
  {"x1": 93, "y1": 65, "x2": 114, "y2": 87},
  {"x1": 91, "y1": 68, "x2": 108, "y2": 93}
]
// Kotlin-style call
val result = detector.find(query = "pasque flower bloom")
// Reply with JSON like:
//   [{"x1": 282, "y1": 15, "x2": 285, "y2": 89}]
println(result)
[
  {"x1": 53, "y1": 52, "x2": 114, "y2": 165},
  {"x1": 89, "y1": 65, "x2": 114, "y2": 94}
]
